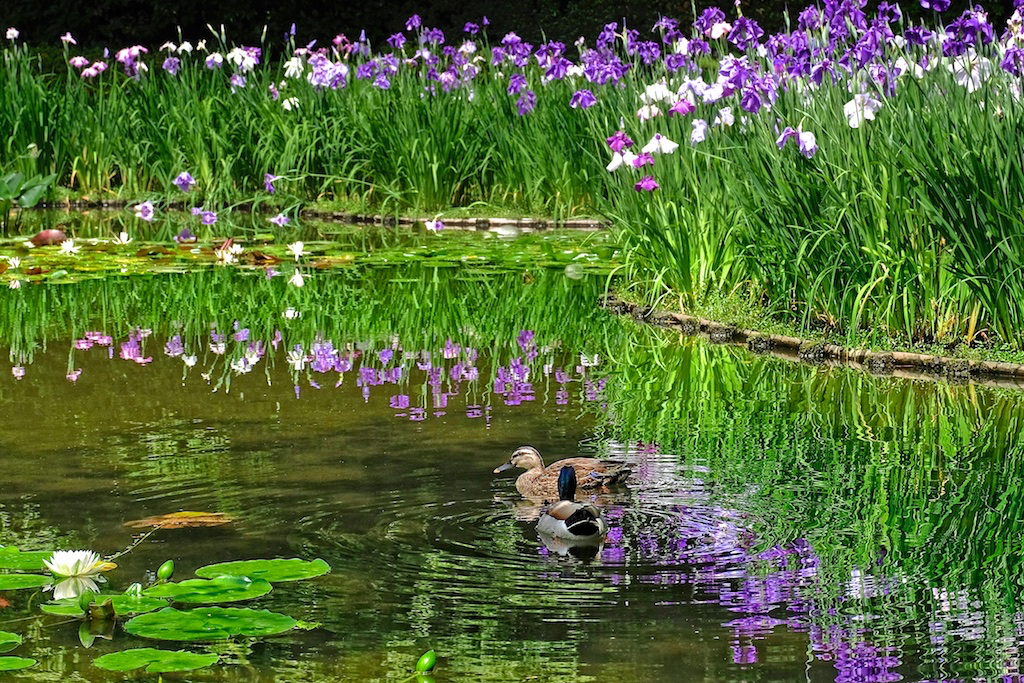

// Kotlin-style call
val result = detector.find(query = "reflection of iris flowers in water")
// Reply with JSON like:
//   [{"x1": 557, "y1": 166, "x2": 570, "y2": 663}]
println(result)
[{"x1": 43, "y1": 550, "x2": 117, "y2": 600}]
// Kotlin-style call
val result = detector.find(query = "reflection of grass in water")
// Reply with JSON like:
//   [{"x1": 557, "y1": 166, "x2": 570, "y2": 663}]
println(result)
[
  {"x1": 0, "y1": 264, "x2": 624, "y2": 365},
  {"x1": 592, "y1": 324, "x2": 1024, "y2": 590}
]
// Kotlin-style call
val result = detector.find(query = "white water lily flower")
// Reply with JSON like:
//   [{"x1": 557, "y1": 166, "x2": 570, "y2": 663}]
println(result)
[
  {"x1": 287, "y1": 241, "x2": 306, "y2": 261},
  {"x1": 641, "y1": 134, "x2": 679, "y2": 155},
  {"x1": 5, "y1": 256, "x2": 20, "y2": 269},
  {"x1": 289, "y1": 270, "x2": 306, "y2": 287},
  {"x1": 59, "y1": 239, "x2": 81, "y2": 255},
  {"x1": 112, "y1": 231, "x2": 132, "y2": 245},
  {"x1": 9, "y1": 280, "x2": 21, "y2": 289},
  {"x1": 52, "y1": 576, "x2": 101, "y2": 600},
  {"x1": 844, "y1": 94, "x2": 883, "y2": 128},
  {"x1": 44, "y1": 550, "x2": 117, "y2": 579},
  {"x1": 229, "y1": 243, "x2": 244, "y2": 256},
  {"x1": 283, "y1": 307, "x2": 301, "y2": 319}
]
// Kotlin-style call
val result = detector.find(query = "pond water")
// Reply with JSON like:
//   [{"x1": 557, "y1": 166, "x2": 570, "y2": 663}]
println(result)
[{"x1": 3, "y1": 229, "x2": 1024, "y2": 682}]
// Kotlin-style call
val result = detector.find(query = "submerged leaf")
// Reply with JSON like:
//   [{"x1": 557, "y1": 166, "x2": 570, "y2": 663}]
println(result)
[
  {"x1": 0, "y1": 574, "x2": 50, "y2": 590},
  {"x1": 0, "y1": 631, "x2": 21, "y2": 654},
  {"x1": 0, "y1": 547, "x2": 53, "y2": 571},
  {"x1": 93, "y1": 647, "x2": 219, "y2": 673},
  {"x1": 40, "y1": 593, "x2": 168, "y2": 617},
  {"x1": 123, "y1": 607, "x2": 297, "y2": 641},
  {"x1": 195, "y1": 558, "x2": 330, "y2": 583},
  {"x1": 123, "y1": 511, "x2": 232, "y2": 529},
  {"x1": 143, "y1": 577, "x2": 272, "y2": 604},
  {"x1": 0, "y1": 656, "x2": 36, "y2": 671}
]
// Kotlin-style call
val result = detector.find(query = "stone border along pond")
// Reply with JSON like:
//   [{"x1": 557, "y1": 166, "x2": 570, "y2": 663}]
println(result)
[{"x1": 604, "y1": 295, "x2": 1024, "y2": 391}]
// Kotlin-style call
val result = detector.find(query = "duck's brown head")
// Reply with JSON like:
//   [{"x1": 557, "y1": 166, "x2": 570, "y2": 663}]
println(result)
[{"x1": 493, "y1": 445, "x2": 545, "y2": 474}]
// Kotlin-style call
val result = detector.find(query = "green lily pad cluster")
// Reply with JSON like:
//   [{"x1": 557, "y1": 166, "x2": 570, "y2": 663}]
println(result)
[
  {"x1": 0, "y1": 553, "x2": 331, "y2": 675},
  {"x1": 0, "y1": 631, "x2": 34, "y2": 671},
  {"x1": 0, "y1": 545, "x2": 52, "y2": 593}
]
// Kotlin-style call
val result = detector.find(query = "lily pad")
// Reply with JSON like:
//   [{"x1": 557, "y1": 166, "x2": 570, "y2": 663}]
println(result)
[
  {"x1": 0, "y1": 656, "x2": 36, "y2": 671},
  {"x1": 93, "y1": 647, "x2": 219, "y2": 673},
  {"x1": 123, "y1": 607, "x2": 297, "y2": 641},
  {"x1": 0, "y1": 574, "x2": 50, "y2": 591},
  {"x1": 0, "y1": 631, "x2": 21, "y2": 654},
  {"x1": 143, "y1": 577, "x2": 272, "y2": 604},
  {"x1": 195, "y1": 558, "x2": 330, "y2": 583},
  {"x1": 40, "y1": 593, "x2": 168, "y2": 617},
  {"x1": 0, "y1": 547, "x2": 52, "y2": 571}
]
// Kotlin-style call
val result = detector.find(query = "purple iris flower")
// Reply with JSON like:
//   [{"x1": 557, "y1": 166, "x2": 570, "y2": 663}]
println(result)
[
  {"x1": 270, "y1": 213, "x2": 289, "y2": 226},
  {"x1": 265, "y1": 173, "x2": 277, "y2": 193},
  {"x1": 606, "y1": 130, "x2": 634, "y2": 152},
  {"x1": 464, "y1": 22, "x2": 480, "y2": 34},
  {"x1": 201, "y1": 211, "x2": 217, "y2": 225},
  {"x1": 920, "y1": 0, "x2": 950, "y2": 10},
  {"x1": 174, "y1": 227, "x2": 196, "y2": 243},
  {"x1": 507, "y1": 73, "x2": 527, "y2": 94},
  {"x1": 405, "y1": 14, "x2": 421, "y2": 31},
  {"x1": 420, "y1": 27, "x2": 444, "y2": 45},
  {"x1": 229, "y1": 73, "x2": 246, "y2": 91},
  {"x1": 387, "y1": 32, "x2": 406, "y2": 49},
  {"x1": 516, "y1": 90, "x2": 536, "y2": 115},
  {"x1": 694, "y1": 7, "x2": 726, "y2": 34},
  {"x1": 1002, "y1": 46, "x2": 1024, "y2": 76},
  {"x1": 174, "y1": 172, "x2": 196, "y2": 192},
  {"x1": 798, "y1": 6, "x2": 822, "y2": 30},
  {"x1": 569, "y1": 89, "x2": 597, "y2": 109},
  {"x1": 728, "y1": 17, "x2": 764, "y2": 51},
  {"x1": 632, "y1": 152, "x2": 655, "y2": 168},
  {"x1": 162, "y1": 57, "x2": 180, "y2": 75},
  {"x1": 904, "y1": 26, "x2": 933, "y2": 44},
  {"x1": 634, "y1": 175, "x2": 658, "y2": 192}
]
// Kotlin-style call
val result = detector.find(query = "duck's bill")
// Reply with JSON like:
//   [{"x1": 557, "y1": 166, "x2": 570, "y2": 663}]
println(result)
[{"x1": 493, "y1": 462, "x2": 514, "y2": 474}]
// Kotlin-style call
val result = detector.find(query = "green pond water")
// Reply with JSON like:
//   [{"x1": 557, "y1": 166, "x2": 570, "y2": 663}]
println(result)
[{"x1": 2, "y1": 224, "x2": 1024, "y2": 682}]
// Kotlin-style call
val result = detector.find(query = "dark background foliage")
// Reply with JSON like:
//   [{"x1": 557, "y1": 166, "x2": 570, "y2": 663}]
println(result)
[{"x1": 2, "y1": 0, "x2": 1017, "y2": 50}]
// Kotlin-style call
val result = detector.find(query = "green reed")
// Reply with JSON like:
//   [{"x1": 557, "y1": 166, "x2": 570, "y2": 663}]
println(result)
[{"x1": 592, "y1": 325, "x2": 1024, "y2": 597}]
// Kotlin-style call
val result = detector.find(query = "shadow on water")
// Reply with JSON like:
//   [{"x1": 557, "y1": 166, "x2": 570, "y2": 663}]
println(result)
[{"x1": 2, "y1": 265, "x2": 1024, "y2": 681}]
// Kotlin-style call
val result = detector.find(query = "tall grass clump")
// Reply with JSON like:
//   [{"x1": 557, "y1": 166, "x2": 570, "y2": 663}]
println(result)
[
  {"x1": 597, "y1": 2, "x2": 1024, "y2": 347},
  {"x1": 4, "y1": 6, "x2": 1024, "y2": 346}
]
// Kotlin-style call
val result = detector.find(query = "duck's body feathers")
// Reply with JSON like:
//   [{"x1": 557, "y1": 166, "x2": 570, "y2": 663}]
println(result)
[
  {"x1": 538, "y1": 500, "x2": 608, "y2": 539},
  {"x1": 536, "y1": 465, "x2": 608, "y2": 541},
  {"x1": 493, "y1": 446, "x2": 631, "y2": 498}
]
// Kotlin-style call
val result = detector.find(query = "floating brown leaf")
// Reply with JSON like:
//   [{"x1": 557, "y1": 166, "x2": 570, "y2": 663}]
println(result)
[{"x1": 124, "y1": 512, "x2": 232, "y2": 529}]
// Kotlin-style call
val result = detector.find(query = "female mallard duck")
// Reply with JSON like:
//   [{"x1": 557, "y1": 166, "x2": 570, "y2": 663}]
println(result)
[
  {"x1": 537, "y1": 466, "x2": 608, "y2": 541},
  {"x1": 492, "y1": 445, "x2": 631, "y2": 498}
]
